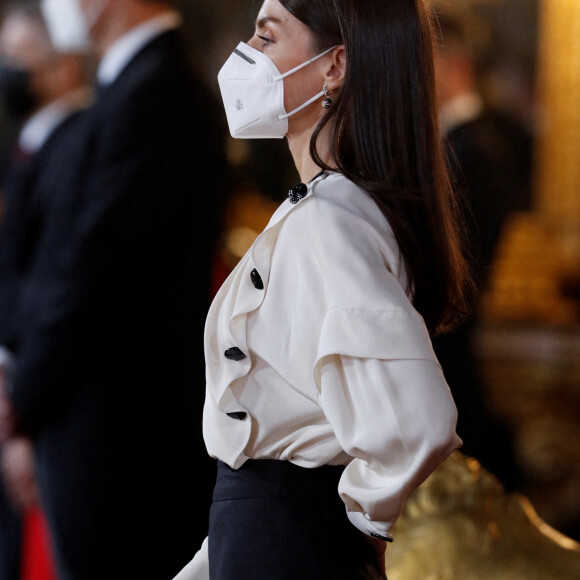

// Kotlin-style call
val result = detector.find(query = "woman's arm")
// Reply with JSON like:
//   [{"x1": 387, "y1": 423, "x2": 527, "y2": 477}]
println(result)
[{"x1": 317, "y1": 349, "x2": 461, "y2": 539}]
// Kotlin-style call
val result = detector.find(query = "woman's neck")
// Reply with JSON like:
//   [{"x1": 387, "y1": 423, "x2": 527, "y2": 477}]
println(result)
[{"x1": 287, "y1": 123, "x2": 332, "y2": 183}]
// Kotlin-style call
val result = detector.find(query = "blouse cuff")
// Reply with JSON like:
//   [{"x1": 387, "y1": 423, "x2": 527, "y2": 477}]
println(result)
[{"x1": 346, "y1": 510, "x2": 394, "y2": 542}]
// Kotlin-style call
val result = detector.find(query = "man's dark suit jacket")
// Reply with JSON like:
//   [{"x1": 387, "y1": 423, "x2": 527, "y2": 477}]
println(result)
[
  {"x1": 0, "y1": 110, "x2": 85, "y2": 580},
  {"x1": 432, "y1": 108, "x2": 533, "y2": 493},
  {"x1": 445, "y1": 109, "x2": 533, "y2": 287},
  {"x1": 5, "y1": 29, "x2": 228, "y2": 579},
  {"x1": 0, "y1": 112, "x2": 85, "y2": 348}
]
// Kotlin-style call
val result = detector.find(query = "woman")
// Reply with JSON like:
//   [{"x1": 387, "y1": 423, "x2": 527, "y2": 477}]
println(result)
[{"x1": 175, "y1": 0, "x2": 469, "y2": 578}]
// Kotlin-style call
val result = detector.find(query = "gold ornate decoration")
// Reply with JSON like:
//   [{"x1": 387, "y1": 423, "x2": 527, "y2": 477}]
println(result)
[{"x1": 385, "y1": 452, "x2": 580, "y2": 579}]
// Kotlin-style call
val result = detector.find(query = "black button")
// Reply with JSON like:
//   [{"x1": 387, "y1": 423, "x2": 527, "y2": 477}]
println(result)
[
  {"x1": 288, "y1": 182, "x2": 308, "y2": 204},
  {"x1": 250, "y1": 268, "x2": 264, "y2": 290},
  {"x1": 227, "y1": 412, "x2": 247, "y2": 420},
  {"x1": 224, "y1": 347, "x2": 246, "y2": 361}
]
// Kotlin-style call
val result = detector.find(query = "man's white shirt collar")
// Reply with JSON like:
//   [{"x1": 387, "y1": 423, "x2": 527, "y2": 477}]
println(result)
[
  {"x1": 19, "y1": 87, "x2": 93, "y2": 155},
  {"x1": 97, "y1": 11, "x2": 181, "y2": 87}
]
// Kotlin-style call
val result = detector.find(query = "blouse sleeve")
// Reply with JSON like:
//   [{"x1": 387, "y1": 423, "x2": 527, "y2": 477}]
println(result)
[
  {"x1": 171, "y1": 537, "x2": 209, "y2": 580},
  {"x1": 315, "y1": 309, "x2": 462, "y2": 539}
]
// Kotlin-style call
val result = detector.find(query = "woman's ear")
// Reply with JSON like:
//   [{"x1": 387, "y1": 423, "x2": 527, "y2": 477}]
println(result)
[{"x1": 324, "y1": 45, "x2": 346, "y2": 92}]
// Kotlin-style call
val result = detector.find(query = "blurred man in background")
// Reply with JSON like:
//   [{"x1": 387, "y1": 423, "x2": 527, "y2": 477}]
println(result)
[
  {"x1": 0, "y1": 2, "x2": 92, "y2": 578},
  {"x1": 434, "y1": 11, "x2": 533, "y2": 278},
  {"x1": 0, "y1": 0, "x2": 229, "y2": 578},
  {"x1": 431, "y1": 9, "x2": 533, "y2": 492}
]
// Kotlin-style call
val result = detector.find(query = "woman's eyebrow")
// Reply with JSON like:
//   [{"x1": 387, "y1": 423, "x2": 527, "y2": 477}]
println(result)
[{"x1": 256, "y1": 15, "x2": 283, "y2": 29}]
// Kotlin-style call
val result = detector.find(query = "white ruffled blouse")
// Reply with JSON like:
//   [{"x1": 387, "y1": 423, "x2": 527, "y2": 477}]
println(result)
[{"x1": 175, "y1": 171, "x2": 461, "y2": 579}]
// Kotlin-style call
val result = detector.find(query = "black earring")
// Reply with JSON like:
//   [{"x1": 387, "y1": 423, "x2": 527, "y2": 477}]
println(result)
[{"x1": 322, "y1": 84, "x2": 333, "y2": 109}]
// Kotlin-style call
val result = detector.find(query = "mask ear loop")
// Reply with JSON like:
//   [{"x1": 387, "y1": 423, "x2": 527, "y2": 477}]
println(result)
[
  {"x1": 273, "y1": 46, "x2": 337, "y2": 121},
  {"x1": 278, "y1": 89, "x2": 327, "y2": 120},
  {"x1": 273, "y1": 45, "x2": 336, "y2": 82}
]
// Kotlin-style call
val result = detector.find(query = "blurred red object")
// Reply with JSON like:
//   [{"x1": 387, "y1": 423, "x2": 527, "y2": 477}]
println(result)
[{"x1": 21, "y1": 507, "x2": 56, "y2": 580}]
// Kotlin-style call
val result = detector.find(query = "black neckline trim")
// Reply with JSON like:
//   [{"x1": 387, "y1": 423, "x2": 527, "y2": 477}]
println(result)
[{"x1": 308, "y1": 169, "x2": 326, "y2": 184}]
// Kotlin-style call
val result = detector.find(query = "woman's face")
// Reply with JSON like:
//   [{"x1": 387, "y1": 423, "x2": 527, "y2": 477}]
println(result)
[{"x1": 248, "y1": 0, "x2": 328, "y2": 133}]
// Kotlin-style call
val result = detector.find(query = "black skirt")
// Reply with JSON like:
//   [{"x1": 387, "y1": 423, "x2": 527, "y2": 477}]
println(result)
[{"x1": 208, "y1": 459, "x2": 387, "y2": 580}]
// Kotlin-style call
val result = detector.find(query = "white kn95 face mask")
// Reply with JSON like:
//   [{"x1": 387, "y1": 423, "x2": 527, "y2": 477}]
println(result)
[
  {"x1": 40, "y1": 0, "x2": 110, "y2": 52},
  {"x1": 40, "y1": 0, "x2": 91, "y2": 52},
  {"x1": 217, "y1": 41, "x2": 335, "y2": 139}
]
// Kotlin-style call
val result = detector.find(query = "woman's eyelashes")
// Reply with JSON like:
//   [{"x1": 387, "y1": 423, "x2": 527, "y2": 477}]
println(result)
[{"x1": 256, "y1": 34, "x2": 274, "y2": 47}]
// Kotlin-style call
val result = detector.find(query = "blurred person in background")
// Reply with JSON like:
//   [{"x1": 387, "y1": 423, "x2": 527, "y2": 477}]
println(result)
[
  {"x1": 0, "y1": 0, "x2": 229, "y2": 578},
  {"x1": 431, "y1": 9, "x2": 533, "y2": 492},
  {"x1": 0, "y1": 2, "x2": 93, "y2": 579}
]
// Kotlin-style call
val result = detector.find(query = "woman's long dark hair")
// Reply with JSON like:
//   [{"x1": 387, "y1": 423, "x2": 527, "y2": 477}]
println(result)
[{"x1": 279, "y1": 0, "x2": 472, "y2": 334}]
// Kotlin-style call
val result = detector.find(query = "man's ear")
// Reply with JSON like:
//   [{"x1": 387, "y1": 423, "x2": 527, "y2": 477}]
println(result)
[{"x1": 323, "y1": 45, "x2": 346, "y2": 92}]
